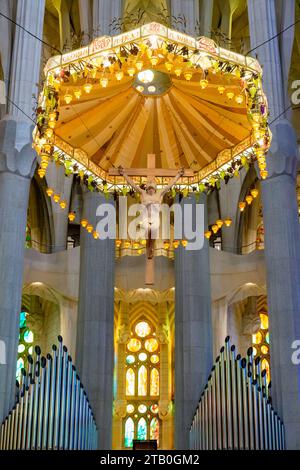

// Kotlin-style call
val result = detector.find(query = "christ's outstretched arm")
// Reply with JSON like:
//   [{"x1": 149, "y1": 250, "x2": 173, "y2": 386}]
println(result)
[
  {"x1": 160, "y1": 168, "x2": 185, "y2": 196},
  {"x1": 118, "y1": 166, "x2": 144, "y2": 194}
]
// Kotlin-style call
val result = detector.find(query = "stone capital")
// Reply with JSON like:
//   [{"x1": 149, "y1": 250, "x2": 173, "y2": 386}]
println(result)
[
  {"x1": 262, "y1": 120, "x2": 299, "y2": 181},
  {"x1": 114, "y1": 399, "x2": 127, "y2": 419},
  {"x1": 158, "y1": 399, "x2": 172, "y2": 420},
  {"x1": 0, "y1": 118, "x2": 36, "y2": 178}
]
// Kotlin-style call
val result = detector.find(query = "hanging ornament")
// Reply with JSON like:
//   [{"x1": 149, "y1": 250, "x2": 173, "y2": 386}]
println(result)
[
  {"x1": 218, "y1": 85, "x2": 225, "y2": 95},
  {"x1": 212, "y1": 224, "x2": 219, "y2": 234},
  {"x1": 81, "y1": 219, "x2": 88, "y2": 228},
  {"x1": 115, "y1": 70, "x2": 124, "y2": 81},
  {"x1": 86, "y1": 224, "x2": 93, "y2": 233},
  {"x1": 83, "y1": 82, "x2": 93, "y2": 93},
  {"x1": 226, "y1": 91, "x2": 235, "y2": 100},
  {"x1": 174, "y1": 67, "x2": 182, "y2": 77},
  {"x1": 163, "y1": 241, "x2": 170, "y2": 249},
  {"x1": 68, "y1": 212, "x2": 76, "y2": 222},
  {"x1": 204, "y1": 230, "x2": 212, "y2": 239},
  {"x1": 199, "y1": 79, "x2": 208, "y2": 89},
  {"x1": 135, "y1": 60, "x2": 144, "y2": 71},
  {"x1": 165, "y1": 62, "x2": 173, "y2": 72},
  {"x1": 100, "y1": 77, "x2": 108, "y2": 88},
  {"x1": 116, "y1": 239, "x2": 122, "y2": 248},
  {"x1": 239, "y1": 202, "x2": 246, "y2": 212},
  {"x1": 173, "y1": 240, "x2": 180, "y2": 249},
  {"x1": 181, "y1": 240, "x2": 188, "y2": 247},
  {"x1": 124, "y1": 240, "x2": 131, "y2": 249},
  {"x1": 38, "y1": 168, "x2": 46, "y2": 178},
  {"x1": 184, "y1": 71, "x2": 193, "y2": 81},
  {"x1": 224, "y1": 218, "x2": 232, "y2": 227},
  {"x1": 74, "y1": 89, "x2": 82, "y2": 100},
  {"x1": 93, "y1": 231, "x2": 99, "y2": 239},
  {"x1": 59, "y1": 200, "x2": 67, "y2": 210},
  {"x1": 216, "y1": 219, "x2": 223, "y2": 228},
  {"x1": 246, "y1": 195, "x2": 253, "y2": 205},
  {"x1": 235, "y1": 94, "x2": 244, "y2": 104},
  {"x1": 46, "y1": 187, "x2": 54, "y2": 197},
  {"x1": 64, "y1": 91, "x2": 72, "y2": 104},
  {"x1": 53, "y1": 194, "x2": 60, "y2": 203},
  {"x1": 251, "y1": 188, "x2": 259, "y2": 199}
]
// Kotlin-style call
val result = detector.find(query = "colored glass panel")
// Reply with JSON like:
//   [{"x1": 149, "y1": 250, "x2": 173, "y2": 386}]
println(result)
[
  {"x1": 126, "y1": 368, "x2": 135, "y2": 396},
  {"x1": 138, "y1": 404, "x2": 147, "y2": 414},
  {"x1": 150, "y1": 368, "x2": 159, "y2": 396},
  {"x1": 261, "y1": 345, "x2": 269, "y2": 355},
  {"x1": 124, "y1": 418, "x2": 134, "y2": 447},
  {"x1": 138, "y1": 352, "x2": 147, "y2": 361},
  {"x1": 137, "y1": 418, "x2": 147, "y2": 440},
  {"x1": 150, "y1": 404, "x2": 159, "y2": 414},
  {"x1": 24, "y1": 330, "x2": 34, "y2": 344},
  {"x1": 18, "y1": 344, "x2": 25, "y2": 353},
  {"x1": 16, "y1": 358, "x2": 24, "y2": 382},
  {"x1": 252, "y1": 331, "x2": 262, "y2": 345},
  {"x1": 138, "y1": 365, "x2": 147, "y2": 396},
  {"x1": 127, "y1": 404, "x2": 134, "y2": 414},
  {"x1": 260, "y1": 313, "x2": 269, "y2": 330},
  {"x1": 20, "y1": 312, "x2": 27, "y2": 328},
  {"x1": 150, "y1": 418, "x2": 159, "y2": 445},
  {"x1": 150, "y1": 354, "x2": 159, "y2": 364},
  {"x1": 145, "y1": 338, "x2": 158, "y2": 352},
  {"x1": 127, "y1": 338, "x2": 141, "y2": 352},
  {"x1": 126, "y1": 355, "x2": 135, "y2": 364},
  {"x1": 266, "y1": 332, "x2": 270, "y2": 344},
  {"x1": 261, "y1": 358, "x2": 270, "y2": 382},
  {"x1": 135, "y1": 321, "x2": 151, "y2": 338}
]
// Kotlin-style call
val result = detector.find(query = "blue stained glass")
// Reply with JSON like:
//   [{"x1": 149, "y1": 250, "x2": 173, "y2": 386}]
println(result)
[
  {"x1": 24, "y1": 330, "x2": 34, "y2": 344},
  {"x1": 20, "y1": 312, "x2": 27, "y2": 328},
  {"x1": 137, "y1": 417, "x2": 147, "y2": 440}
]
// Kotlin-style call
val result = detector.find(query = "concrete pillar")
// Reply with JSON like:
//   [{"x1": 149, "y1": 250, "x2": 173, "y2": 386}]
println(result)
[
  {"x1": 53, "y1": 0, "x2": 72, "y2": 51},
  {"x1": 76, "y1": 190, "x2": 115, "y2": 449},
  {"x1": 247, "y1": 0, "x2": 284, "y2": 121},
  {"x1": 79, "y1": 0, "x2": 92, "y2": 44},
  {"x1": 260, "y1": 120, "x2": 300, "y2": 449},
  {"x1": 248, "y1": 0, "x2": 300, "y2": 448},
  {"x1": 174, "y1": 194, "x2": 213, "y2": 449},
  {"x1": 93, "y1": 0, "x2": 122, "y2": 36},
  {"x1": 171, "y1": 0, "x2": 199, "y2": 35},
  {"x1": 198, "y1": 0, "x2": 214, "y2": 37},
  {"x1": 0, "y1": 118, "x2": 36, "y2": 422},
  {"x1": 8, "y1": 0, "x2": 45, "y2": 128}
]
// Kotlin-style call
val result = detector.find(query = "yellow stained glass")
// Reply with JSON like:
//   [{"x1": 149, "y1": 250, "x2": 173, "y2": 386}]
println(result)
[
  {"x1": 150, "y1": 355, "x2": 159, "y2": 364},
  {"x1": 150, "y1": 368, "x2": 159, "y2": 396},
  {"x1": 261, "y1": 345, "x2": 269, "y2": 355},
  {"x1": 127, "y1": 338, "x2": 141, "y2": 352},
  {"x1": 138, "y1": 365, "x2": 147, "y2": 396},
  {"x1": 260, "y1": 313, "x2": 269, "y2": 330},
  {"x1": 261, "y1": 358, "x2": 271, "y2": 382},
  {"x1": 252, "y1": 331, "x2": 263, "y2": 345},
  {"x1": 135, "y1": 321, "x2": 151, "y2": 338},
  {"x1": 139, "y1": 352, "x2": 147, "y2": 361},
  {"x1": 126, "y1": 368, "x2": 135, "y2": 396},
  {"x1": 150, "y1": 417, "x2": 159, "y2": 445},
  {"x1": 145, "y1": 338, "x2": 158, "y2": 352}
]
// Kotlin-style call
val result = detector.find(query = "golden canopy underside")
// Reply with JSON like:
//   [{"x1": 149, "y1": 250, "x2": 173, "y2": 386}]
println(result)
[{"x1": 55, "y1": 72, "x2": 252, "y2": 175}]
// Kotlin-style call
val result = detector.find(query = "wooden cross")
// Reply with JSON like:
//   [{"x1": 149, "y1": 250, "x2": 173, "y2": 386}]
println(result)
[{"x1": 109, "y1": 154, "x2": 193, "y2": 285}]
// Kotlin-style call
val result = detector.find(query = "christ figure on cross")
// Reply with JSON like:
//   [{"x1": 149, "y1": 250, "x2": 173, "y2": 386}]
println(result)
[{"x1": 118, "y1": 166, "x2": 184, "y2": 259}]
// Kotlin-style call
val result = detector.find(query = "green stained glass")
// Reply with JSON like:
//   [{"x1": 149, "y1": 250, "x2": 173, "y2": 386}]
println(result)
[
  {"x1": 137, "y1": 417, "x2": 147, "y2": 440},
  {"x1": 266, "y1": 332, "x2": 270, "y2": 344},
  {"x1": 16, "y1": 358, "x2": 24, "y2": 382},
  {"x1": 20, "y1": 312, "x2": 27, "y2": 328},
  {"x1": 126, "y1": 355, "x2": 135, "y2": 364},
  {"x1": 124, "y1": 418, "x2": 134, "y2": 448}
]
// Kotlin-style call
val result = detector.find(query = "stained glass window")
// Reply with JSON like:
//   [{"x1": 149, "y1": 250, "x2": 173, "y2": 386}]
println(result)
[
  {"x1": 123, "y1": 319, "x2": 161, "y2": 448},
  {"x1": 135, "y1": 321, "x2": 151, "y2": 338},
  {"x1": 145, "y1": 338, "x2": 158, "y2": 352},
  {"x1": 137, "y1": 418, "x2": 147, "y2": 440},
  {"x1": 150, "y1": 418, "x2": 159, "y2": 445},
  {"x1": 124, "y1": 418, "x2": 134, "y2": 448},
  {"x1": 16, "y1": 311, "x2": 34, "y2": 382},
  {"x1": 126, "y1": 368, "x2": 135, "y2": 396},
  {"x1": 252, "y1": 304, "x2": 271, "y2": 383},
  {"x1": 138, "y1": 365, "x2": 147, "y2": 396},
  {"x1": 127, "y1": 338, "x2": 141, "y2": 352}
]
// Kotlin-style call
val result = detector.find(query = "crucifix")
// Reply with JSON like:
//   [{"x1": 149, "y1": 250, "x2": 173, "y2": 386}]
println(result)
[{"x1": 109, "y1": 154, "x2": 194, "y2": 285}]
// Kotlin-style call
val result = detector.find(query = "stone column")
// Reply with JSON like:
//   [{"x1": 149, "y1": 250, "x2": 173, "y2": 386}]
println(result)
[
  {"x1": 93, "y1": 0, "x2": 122, "y2": 36},
  {"x1": 8, "y1": 0, "x2": 45, "y2": 130},
  {"x1": 76, "y1": 190, "x2": 115, "y2": 449},
  {"x1": 247, "y1": 0, "x2": 284, "y2": 121},
  {"x1": 198, "y1": 0, "x2": 214, "y2": 37},
  {"x1": 174, "y1": 194, "x2": 213, "y2": 449},
  {"x1": 260, "y1": 121, "x2": 300, "y2": 449},
  {"x1": 113, "y1": 300, "x2": 130, "y2": 449},
  {"x1": 79, "y1": 0, "x2": 92, "y2": 44},
  {"x1": 171, "y1": 0, "x2": 199, "y2": 35},
  {"x1": 248, "y1": 0, "x2": 300, "y2": 449},
  {"x1": 0, "y1": 119, "x2": 37, "y2": 422}
]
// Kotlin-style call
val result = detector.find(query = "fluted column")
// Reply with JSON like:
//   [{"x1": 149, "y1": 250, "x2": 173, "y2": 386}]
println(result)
[
  {"x1": 8, "y1": 0, "x2": 45, "y2": 129},
  {"x1": 260, "y1": 121, "x2": 300, "y2": 449},
  {"x1": 174, "y1": 194, "x2": 213, "y2": 449},
  {"x1": 93, "y1": 0, "x2": 122, "y2": 36},
  {"x1": 247, "y1": 0, "x2": 284, "y2": 120},
  {"x1": 248, "y1": 0, "x2": 300, "y2": 449},
  {"x1": 0, "y1": 119, "x2": 37, "y2": 422},
  {"x1": 171, "y1": 0, "x2": 199, "y2": 35},
  {"x1": 76, "y1": 190, "x2": 115, "y2": 449}
]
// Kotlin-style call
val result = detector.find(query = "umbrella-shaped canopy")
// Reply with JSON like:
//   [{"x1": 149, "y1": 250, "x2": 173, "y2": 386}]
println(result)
[{"x1": 34, "y1": 23, "x2": 270, "y2": 188}]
